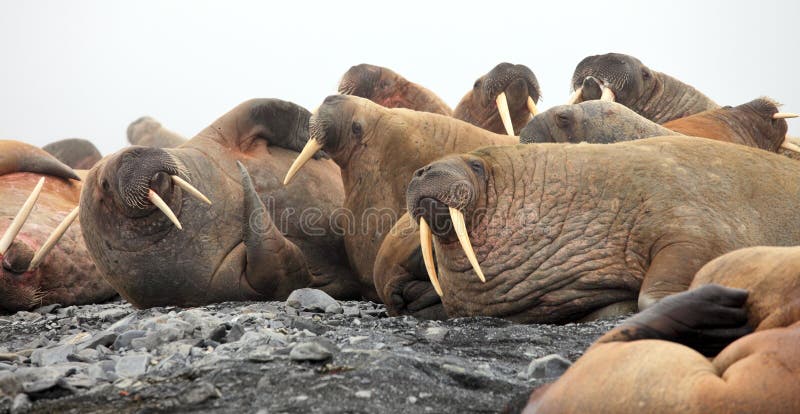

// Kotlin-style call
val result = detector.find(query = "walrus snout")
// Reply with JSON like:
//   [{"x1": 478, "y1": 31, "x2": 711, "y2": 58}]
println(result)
[
  {"x1": 2, "y1": 240, "x2": 35, "y2": 274},
  {"x1": 338, "y1": 64, "x2": 383, "y2": 96},
  {"x1": 571, "y1": 53, "x2": 646, "y2": 105},
  {"x1": 115, "y1": 147, "x2": 184, "y2": 211}
]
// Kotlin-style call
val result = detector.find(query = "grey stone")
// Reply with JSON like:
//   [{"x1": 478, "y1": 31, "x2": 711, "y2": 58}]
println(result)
[
  {"x1": 179, "y1": 381, "x2": 221, "y2": 405},
  {"x1": 30, "y1": 344, "x2": 76, "y2": 366},
  {"x1": 32, "y1": 304, "x2": 61, "y2": 315},
  {"x1": 95, "y1": 308, "x2": 130, "y2": 322},
  {"x1": 15, "y1": 367, "x2": 71, "y2": 393},
  {"x1": 112, "y1": 330, "x2": 146, "y2": 350},
  {"x1": 286, "y1": 288, "x2": 342, "y2": 313},
  {"x1": 115, "y1": 354, "x2": 149, "y2": 378},
  {"x1": 108, "y1": 313, "x2": 137, "y2": 332},
  {"x1": 289, "y1": 342, "x2": 333, "y2": 362},
  {"x1": 0, "y1": 371, "x2": 22, "y2": 397},
  {"x1": 13, "y1": 312, "x2": 42, "y2": 322},
  {"x1": 10, "y1": 393, "x2": 30, "y2": 414},
  {"x1": 423, "y1": 327, "x2": 449, "y2": 342},
  {"x1": 88, "y1": 360, "x2": 117, "y2": 382},
  {"x1": 78, "y1": 331, "x2": 118, "y2": 351},
  {"x1": 520, "y1": 354, "x2": 572, "y2": 380},
  {"x1": 355, "y1": 390, "x2": 372, "y2": 398}
]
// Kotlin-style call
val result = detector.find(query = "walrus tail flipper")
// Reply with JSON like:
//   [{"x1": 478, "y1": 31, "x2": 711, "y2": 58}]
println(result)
[
  {"x1": 0, "y1": 140, "x2": 80, "y2": 180},
  {"x1": 238, "y1": 161, "x2": 311, "y2": 299}
]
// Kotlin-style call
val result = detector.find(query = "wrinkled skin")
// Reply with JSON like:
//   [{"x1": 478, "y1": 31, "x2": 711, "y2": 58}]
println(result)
[
  {"x1": 523, "y1": 247, "x2": 800, "y2": 414},
  {"x1": 453, "y1": 63, "x2": 541, "y2": 135},
  {"x1": 291, "y1": 95, "x2": 514, "y2": 311},
  {"x1": 571, "y1": 53, "x2": 719, "y2": 123},
  {"x1": 81, "y1": 99, "x2": 358, "y2": 308},
  {"x1": 338, "y1": 64, "x2": 452, "y2": 115},
  {"x1": 127, "y1": 116, "x2": 187, "y2": 148},
  {"x1": 521, "y1": 99, "x2": 792, "y2": 153},
  {"x1": 1, "y1": 141, "x2": 116, "y2": 312},
  {"x1": 42, "y1": 138, "x2": 103, "y2": 169},
  {"x1": 406, "y1": 138, "x2": 800, "y2": 323}
]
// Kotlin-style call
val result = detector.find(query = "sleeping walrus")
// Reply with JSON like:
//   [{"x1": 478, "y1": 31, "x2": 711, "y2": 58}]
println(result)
[
  {"x1": 405, "y1": 138, "x2": 800, "y2": 322},
  {"x1": 1, "y1": 141, "x2": 116, "y2": 312},
  {"x1": 521, "y1": 99, "x2": 799, "y2": 153},
  {"x1": 568, "y1": 53, "x2": 719, "y2": 123},
  {"x1": 521, "y1": 245, "x2": 800, "y2": 413},
  {"x1": 42, "y1": 138, "x2": 103, "y2": 169},
  {"x1": 127, "y1": 116, "x2": 187, "y2": 148},
  {"x1": 80, "y1": 99, "x2": 360, "y2": 308},
  {"x1": 283, "y1": 95, "x2": 515, "y2": 304},
  {"x1": 338, "y1": 64, "x2": 453, "y2": 115}
]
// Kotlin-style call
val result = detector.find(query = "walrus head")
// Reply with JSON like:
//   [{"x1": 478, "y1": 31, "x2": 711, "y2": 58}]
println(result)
[
  {"x1": 42, "y1": 138, "x2": 102, "y2": 169},
  {"x1": 126, "y1": 116, "x2": 187, "y2": 149},
  {"x1": 454, "y1": 63, "x2": 541, "y2": 136},
  {"x1": 338, "y1": 64, "x2": 400, "y2": 101},
  {"x1": 569, "y1": 53, "x2": 653, "y2": 106}
]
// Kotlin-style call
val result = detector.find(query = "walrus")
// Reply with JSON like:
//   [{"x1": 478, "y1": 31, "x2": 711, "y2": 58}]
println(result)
[
  {"x1": 1, "y1": 140, "x2": 116, "y2": 312},
  {"x1": 282, "y1": 95, "x2": 515, "y2": 306},
  {"x1": 520, "y1": 99, "x2": 799, "y2": 152},
  {"x1": 453, "y1": 62, "x2": 540, "y2": 136},
  {"x1": 568, "y1": 53, "x2": 719, "y2": 123},
  {"x1": 127, "y1": 116, "x2": 187, "y2": 148},
  {"x1": 42, "y1": 138, "x2": 103, "y2": 169},
  {"x1": 405, "y1": 138, "x2": 800, "y2": 323},
  {"x1": 80, "y1": 99, "x2": 360, "y2": 308},
  {"x1": 338, "y1": 64, "x2": 453, "y2": 115},
  {"x1": 521, "y1": 246, "x2": 800, "y2": 413}
]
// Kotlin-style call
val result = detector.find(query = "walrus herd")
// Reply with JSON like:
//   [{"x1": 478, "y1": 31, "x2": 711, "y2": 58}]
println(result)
[{"x1": 3, "y1": 52, "x2": 800, "y2": 411}]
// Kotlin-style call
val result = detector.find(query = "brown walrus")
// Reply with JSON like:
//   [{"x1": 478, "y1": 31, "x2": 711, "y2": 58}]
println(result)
[
  {"x1": 405, "y1": 138, "x2": 800, "y2": 323},
  {"x1": 520, "y1": 99, "x2": 799, "y2": 153},
  {"x1": 127, "y1": 116, "x2": 187, "y2": 148},
  {"x1": 338, "y1": 64, "x2": 453, "y2": 115},
  {"x1": 569, "y1": 53, "x2": 719, "y2": 123},
  {"x1": 282, "y1": 95, "x2": 515, "y2": 306},
  {"x1": 1, "y1": 141, "x2": 116, "y2": 312},
  {"x1": 42, "y1": 138, "x2": 103, "y2": 169},
  {"x1": 80, "y1": 99, "x2": 360, "y2": 308},
  {"x1": 522, "y1": 246, "x2": 800, "y2": 413},
  {"x1": 453, "y1": 62, "x2": 540, "y2": 136}
]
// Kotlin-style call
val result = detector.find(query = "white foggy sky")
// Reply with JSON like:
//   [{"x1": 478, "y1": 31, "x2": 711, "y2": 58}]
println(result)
[{"x1": 1, "y1": 0, "x2": 798, "y2": 155}]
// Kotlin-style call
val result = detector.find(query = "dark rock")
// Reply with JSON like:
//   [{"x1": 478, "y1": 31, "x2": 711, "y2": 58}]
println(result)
[{"x1": 286, "y1": 288, "x2": 342, "y2": 314}]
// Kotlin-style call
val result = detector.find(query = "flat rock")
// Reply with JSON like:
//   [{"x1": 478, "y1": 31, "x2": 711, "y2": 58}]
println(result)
[
  {"x1": 520, "y1": 354, "x2": 572, "y2": 380},
  {"x1": 286, "y1": 288, "x2": 342, "y2": 314},
  {"x1": 289, "y1": 342, "x2": 333, "y2": 362},
  {"x1": 30, "y1": 344, "x2": 76, "y2": 366},
  {"x1": 115, "y1": 354, "x2": 149, "y2": 378}
]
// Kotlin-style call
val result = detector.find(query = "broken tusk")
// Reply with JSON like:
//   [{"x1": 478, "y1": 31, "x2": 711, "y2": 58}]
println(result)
[
  {"x1": 283, "y1": 138, "x2": 323, "y2": 185},
  {"x1": 419, "y1": 218, "x2": 443, "y2": 297},
  {"x1": 28, "y1": 206, "x2": 79, "y2": 270},
  {"x1": 148, "y1": 189, "x2": 182, "y2": 230},
  {"x1": 773, "y1": 112, "x2": 800, "y2": 119},
  {"x1": 448, "y1": 207, "x2": 486, "y2": 283},
  {"x1": 566, "y1": 87, "x2": 583, "y2": 105},
  {"x1": 0, "y1": 177, "x2": 45, "y2": 255},
  {"x1": 495, "y1": 92, "x2": 515, "y2": 136},
  {"x1": 600, "y1": 86, "x2": 616, "y2": 102},
  {"x1": 527, "y1": 96, "x2": 539, "y2": 116},
  {"x1": 171, "y1": 175, "x2": 211, "y2": 205}
]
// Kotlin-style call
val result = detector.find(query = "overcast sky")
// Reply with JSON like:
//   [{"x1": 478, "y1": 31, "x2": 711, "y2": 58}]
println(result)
[{"x1": 1, "y1": 0, "x2": 798, "y2": 155}]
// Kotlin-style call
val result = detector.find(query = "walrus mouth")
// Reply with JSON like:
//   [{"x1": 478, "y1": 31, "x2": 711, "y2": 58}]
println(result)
[
  {"x1": 566, "y1": 77, "x2": 616, "y2": 105},
  {"x1": 0, "y1": 178, "x2": 80, "y2": 272},
  {"x1": 494, "y1": 92, "x2": 539, "y2": 136}
]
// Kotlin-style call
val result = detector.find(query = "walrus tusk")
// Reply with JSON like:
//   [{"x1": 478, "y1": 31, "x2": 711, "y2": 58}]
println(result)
[
  {"x1": 448, "y1": 207, "x2": 486, "y2": 283},
  {"x1": 600, "y1": 86, "x2": 616, "y2": 102},
  {"x1": 495, "y1": 92, "x2": 515, "y2": 136},
  {"x1": 0, "y1": 177, "x2": 45, "y2": 255},
  {"x1": 527, "y1": 96, "x2": 539, "y2": 116},
  {"x1": 171, "y1": 176, "x2": 211, "y2": 205},
  {"x1": 148, "y1": 189, "x2": 182, "y2": 230},
  {"x1": 283, "y1": 138, "x2": 323, "y2": 185},
  {"x1": 419, "y1": 217, "x2": 443, "y2": 297},
  {"x1": 780, "y1": 137, "x2": 800, "y2": 153},
  {"x1": 773, "y1": 112, "x2": 800, "y2": 119},
  {"x1": 28, "y1": 206, "x2": 79, "y2": 270},
  {"x1": 566, "y1": 87, "x2": 582, "y2": 105}
]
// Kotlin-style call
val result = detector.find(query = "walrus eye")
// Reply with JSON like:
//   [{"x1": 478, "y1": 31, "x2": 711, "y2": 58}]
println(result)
[
  {"x1": 468, "y1": 160, "x2": 485, "y2": 177},
  {"x1": 556, "y1": 112, "x2": 572, "y2": 128},
  {"x1": 351, "y1": 121, "x2": 363, "y2": 138}
]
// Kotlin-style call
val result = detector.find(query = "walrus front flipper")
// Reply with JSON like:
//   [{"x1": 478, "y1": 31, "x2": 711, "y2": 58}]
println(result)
[
  {"x1": 238, "y1": 162, "x2": 311, "y2": 299},
  {"x1": 0, "y1": 140, "x2": 80, "y2": 180},
  {"x1": 599, "y1": 284, "x2": 751, "y2": 356}
]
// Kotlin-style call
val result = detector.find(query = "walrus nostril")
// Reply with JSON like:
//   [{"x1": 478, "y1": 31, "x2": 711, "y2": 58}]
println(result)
[{"x1": 150, "y1": 171, "x2": 172, "y2": 196}]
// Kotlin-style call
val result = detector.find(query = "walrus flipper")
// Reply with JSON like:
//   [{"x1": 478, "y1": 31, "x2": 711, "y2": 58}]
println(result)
[
  {"x1": 238, "y1": 162, "x2": 311, "y2": 299},
  {"x1": 0, "y1": 140, "x2": 80, "y2": 180}
]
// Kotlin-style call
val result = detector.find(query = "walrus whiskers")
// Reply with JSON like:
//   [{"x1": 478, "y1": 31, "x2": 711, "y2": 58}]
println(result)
[
  {"x1": 448, "y1": 207, "x2": 486, "y2": 283},
  {"x1": 495, "y1": 92, "x2": 515, "y2": 136},
  {"x1": 171, "y1": 176, "x2": 211, "y2": 205},
  {"x1": 148, "y1": 189, "x2": 182, "y2": 230},
  {"x1": 773, "y1": 112, "x2": 799, "y2": 119},
  {"x1": 0, "y1": 177, "x2": 45, "y2": 255},
  {"x1": 601, "y1": 86, "x2": 616, "y2": 102},
  {"x1": 28, "y1": 206, "x2": 80, "y2": 270},
  {"x1": 566, "y1": 87, "x2": 583, "y2": 105},
  {"x1": 419, "y1": 217, "x2": 443, "y2": 297}
]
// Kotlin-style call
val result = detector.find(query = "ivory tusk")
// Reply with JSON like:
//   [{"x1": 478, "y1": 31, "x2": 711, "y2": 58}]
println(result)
[
  {"x1": 0, "y1": 177, "x2": 45, "y2": 254},
  {"x1": 448, "y1": 207, "x2": 486, "y2": 283},
  {"x1": 28, "y1": 206, "x2": 79, "y2": 270},
  {"x1": 566, "y1": 87, "x2": 583, "y2": 105},
  {"x1": 419, "y1": 218, "x2": 443, "y2": 297},
  {"x1": 495, "y1": 92, "x2": 515, "y2": 136},
  {"x1": 773, "y1": 112, "x2": 800, "y2": 119},
  {"x1": 781, "y1": 138, "x2": 800, "y2": 153},
  {"x1": 527, "y1": 96, "x2": 539, "y2": 116},
  {"x1": 283, "y1": 138, "x2": 323, "y2": 185},
  {"x1": 148, "y1": 189, "x2": 182, "y2": 230},
  {"x1": 171, "y1": 175, "x2": 211, "y2": 205},
  {"x1": 600, "y1": 86, "x2": 616, "y2": 102}
]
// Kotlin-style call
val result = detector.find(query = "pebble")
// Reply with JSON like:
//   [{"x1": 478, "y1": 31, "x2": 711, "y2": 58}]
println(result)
[
  {"x1": 519, "y1": 354, "x2": 572, "y2": 380},
  {"x1": 355, "y1": 390, "x2": 372, "y2": 398},
  {"x1": 289, "y1": 342, "x2": 333, "y2": 362},
  {"x1": 286, "y1": 288, "x2": 343, "y2": 314},
  {"x1": 115, "y1": 354, "x2": 150, "y2": 378}
]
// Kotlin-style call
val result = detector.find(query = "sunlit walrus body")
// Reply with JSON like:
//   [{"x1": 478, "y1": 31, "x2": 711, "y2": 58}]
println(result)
[{"x1": 0, "y1": 140, "x2": 116, "y2": 312}]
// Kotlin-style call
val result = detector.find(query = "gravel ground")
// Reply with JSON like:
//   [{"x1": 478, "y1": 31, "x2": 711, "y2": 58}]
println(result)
[{"x1": 0, "y1": 289, "x2": 624, "y2": 414}]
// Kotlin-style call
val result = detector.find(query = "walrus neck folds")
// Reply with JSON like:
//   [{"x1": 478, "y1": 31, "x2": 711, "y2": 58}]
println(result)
[{"x1": 637, "y1": 71, "x2": 720, "y2": 124}]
